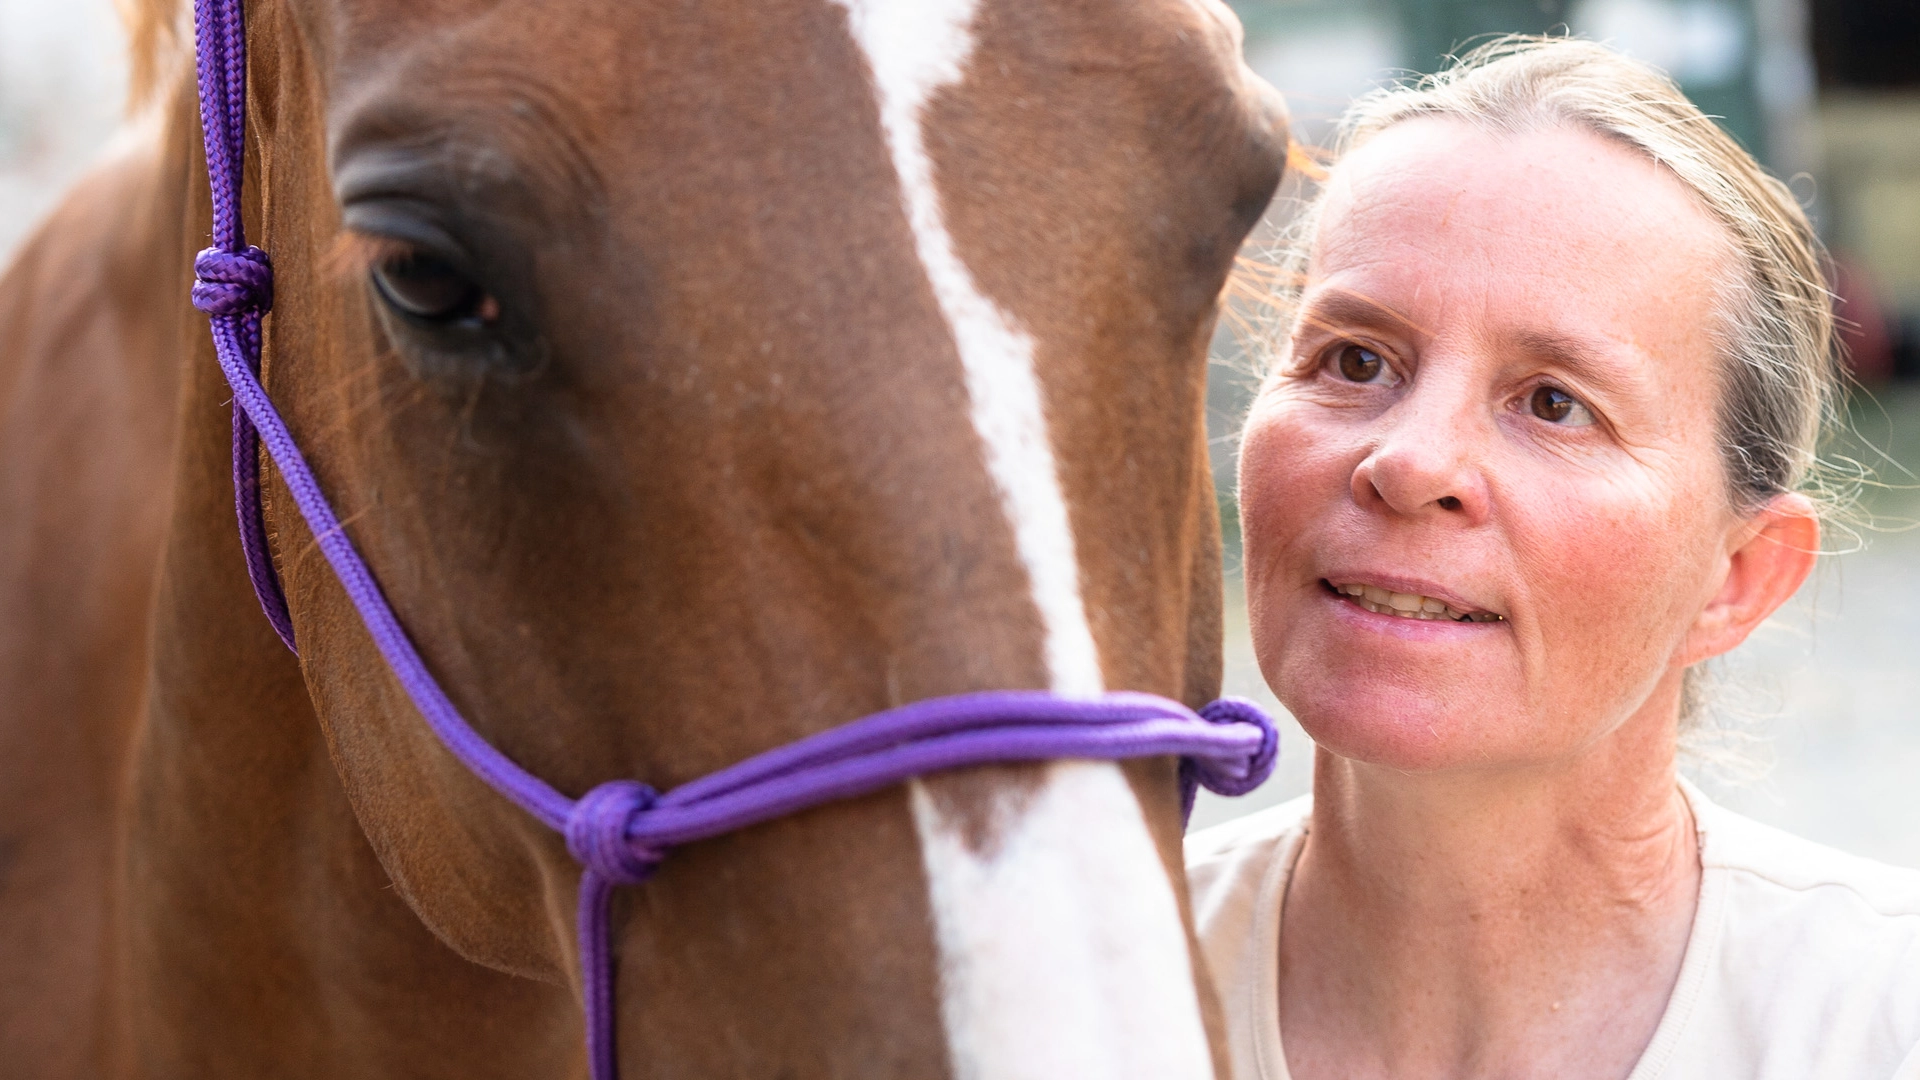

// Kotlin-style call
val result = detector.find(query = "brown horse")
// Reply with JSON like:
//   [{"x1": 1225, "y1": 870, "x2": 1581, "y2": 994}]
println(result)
[{"x1": 0, "y1": 1, "x2": 1287, "y2": 1076}]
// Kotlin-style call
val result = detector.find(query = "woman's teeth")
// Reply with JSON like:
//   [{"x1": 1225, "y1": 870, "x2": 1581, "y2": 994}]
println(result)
[{"x1": 1333, "y1": 582, "x2": 1504, "y2": 623}]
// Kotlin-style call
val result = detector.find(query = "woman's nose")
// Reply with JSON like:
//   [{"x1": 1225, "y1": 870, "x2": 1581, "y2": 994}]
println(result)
[{"x1": 1350, "y1": 393, "x2": 1490, "y2": 523}]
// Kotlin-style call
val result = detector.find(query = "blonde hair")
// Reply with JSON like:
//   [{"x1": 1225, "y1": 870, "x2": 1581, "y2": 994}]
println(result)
[{"x1": 1262, "y1": 35, "x2": 1841, "y2": 516}]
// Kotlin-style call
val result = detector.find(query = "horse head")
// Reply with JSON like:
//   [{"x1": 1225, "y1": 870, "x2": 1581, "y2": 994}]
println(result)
[{"x1": 169, "y1": 0, "x2": 1286, "y2": 1073}]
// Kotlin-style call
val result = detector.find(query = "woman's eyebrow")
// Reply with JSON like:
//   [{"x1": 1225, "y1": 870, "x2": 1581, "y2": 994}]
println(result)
[
  {"x1": 1511, "y1": 328, "x2": 1644, "y2": 397},
  {"x1": 1294, "y1": 289, "x2": 1428, "y2": 340}
]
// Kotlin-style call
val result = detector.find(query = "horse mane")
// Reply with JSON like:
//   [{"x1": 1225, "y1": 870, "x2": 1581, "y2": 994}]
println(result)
[{"x1": 116, "y1": 0, "x2": 186, "y2": 110}]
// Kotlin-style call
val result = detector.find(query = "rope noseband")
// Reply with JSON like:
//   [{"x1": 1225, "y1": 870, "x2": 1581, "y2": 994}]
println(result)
[{"x1": 187, "y1": 2, "x2": 1278, "y2": 1076}]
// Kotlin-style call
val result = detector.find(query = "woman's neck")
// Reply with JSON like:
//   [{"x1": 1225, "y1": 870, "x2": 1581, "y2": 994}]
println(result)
[{"x1": 1277, "y1": 674, "x2": 1702, "y2": 1080}]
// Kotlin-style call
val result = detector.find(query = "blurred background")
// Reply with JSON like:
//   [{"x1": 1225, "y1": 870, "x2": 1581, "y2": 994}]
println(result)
[{"x1": 1, "y1": 0, "x2": 1915, "y2": 862}]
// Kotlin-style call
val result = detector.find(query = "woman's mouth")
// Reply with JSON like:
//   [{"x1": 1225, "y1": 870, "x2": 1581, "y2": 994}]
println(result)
[{"x1": 1326, "y1": 581, "x2": 1505, "y2": 623}]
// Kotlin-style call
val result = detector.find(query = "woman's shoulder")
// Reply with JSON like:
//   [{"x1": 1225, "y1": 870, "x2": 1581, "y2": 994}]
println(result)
[
  {"x1": 1186, "y1": 795, "x2": 1312, "y2": 869},
  {"x1": 1687, "y1": 778, "x2": 1920, "y2": 925},
  {"x1": 1647, "y1": 782, "x2": 1920, "y2": 1080},
  {"x1": 1183, "y1": 796, "x2": 1313, "y2": 1080},
  {"x1": 1695, "y1": 787, "x2": 1920, "y2": 1008},
  {"x1": 1184, "y1": 794, "x2": 1312, "y2": 908}
]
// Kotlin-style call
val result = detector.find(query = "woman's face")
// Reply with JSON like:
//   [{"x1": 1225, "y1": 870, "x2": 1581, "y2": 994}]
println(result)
[{"x1": 1240, "y1": 119, "x2": 1763, "y2": 772}]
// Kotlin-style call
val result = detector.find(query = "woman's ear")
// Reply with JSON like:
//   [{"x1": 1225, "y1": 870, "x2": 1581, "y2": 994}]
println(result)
[{"x1": 1681, "y1": 493, "x2": 1820, "y2": 666}]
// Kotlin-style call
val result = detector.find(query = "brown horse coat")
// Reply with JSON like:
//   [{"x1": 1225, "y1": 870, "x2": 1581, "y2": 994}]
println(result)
[{"x1": 0, "y1": 1, "x2": 1287, "y2": 1076}]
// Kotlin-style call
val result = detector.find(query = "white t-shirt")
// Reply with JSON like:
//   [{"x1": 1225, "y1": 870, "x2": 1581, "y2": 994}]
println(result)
[{"x1": 1185, "y1": 780, "x2": 1920, "y2": 1080}]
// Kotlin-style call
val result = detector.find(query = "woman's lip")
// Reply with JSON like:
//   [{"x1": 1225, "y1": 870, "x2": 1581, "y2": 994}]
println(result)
[
  {"x1": 1318, "y1": 574, "x2": 1501, "y2": 619},
  {"x1": 1319, "y1": 586, "x2": 1508, "y2": 636}
]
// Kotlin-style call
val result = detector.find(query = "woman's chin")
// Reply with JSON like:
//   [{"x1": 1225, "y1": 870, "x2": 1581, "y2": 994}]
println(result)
[
  {"x1": 1279, "y1": 677, "x2": 1521, "y2": 774},
  {"x1": 1258, "y1": 594, "x2": 1535, "y2": 772}
]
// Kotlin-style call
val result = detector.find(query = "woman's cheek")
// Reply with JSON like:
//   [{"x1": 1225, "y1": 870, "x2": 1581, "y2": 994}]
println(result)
[
  {"x1": 1240, "y1": 396, "x2": 1354, "y2": 691},
  {"x1": 1509, "y1": 473, "x2": 1707, "y2": 728},
  {"x1": 1238, "y1": 397, "x2": 1331, "y2": 594}
]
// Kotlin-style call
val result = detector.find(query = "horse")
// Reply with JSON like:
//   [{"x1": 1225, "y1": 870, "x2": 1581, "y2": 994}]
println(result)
[{"x1": 0, "y1": 0, "x2": 1288, "y2": 1076}]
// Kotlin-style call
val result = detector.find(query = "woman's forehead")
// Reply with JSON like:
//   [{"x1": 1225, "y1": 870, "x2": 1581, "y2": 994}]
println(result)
[{"x1": 1310, "y1": 118, "x2": 1735, "y2": 337}]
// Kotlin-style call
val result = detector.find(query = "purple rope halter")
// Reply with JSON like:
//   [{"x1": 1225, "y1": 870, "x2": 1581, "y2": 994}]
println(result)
[{"x1": 188, "y1": 3, "x2": 1278, "y2": 1077}]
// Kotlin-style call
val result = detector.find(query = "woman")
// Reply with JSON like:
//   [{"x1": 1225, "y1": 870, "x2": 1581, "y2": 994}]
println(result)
[{"x1": 1188, "y1": 38, "x2": 1920, "y2": 1080}]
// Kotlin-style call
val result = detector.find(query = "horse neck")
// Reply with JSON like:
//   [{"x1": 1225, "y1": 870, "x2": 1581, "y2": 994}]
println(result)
[{"x1": 112, "y1": 62, "x2": 575, "y2": 1080}]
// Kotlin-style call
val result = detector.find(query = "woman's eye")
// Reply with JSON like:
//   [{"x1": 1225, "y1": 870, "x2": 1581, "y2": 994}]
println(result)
[
  {"x1": 1333, "y1": 344, "x2": 1392, "y2": 384},
  {"x1": 370, "y1": 252, "x2": 497, "y2": 326},
  {"x1": 1527, "y1": 385, "x2": 1595, "y2": 426}
]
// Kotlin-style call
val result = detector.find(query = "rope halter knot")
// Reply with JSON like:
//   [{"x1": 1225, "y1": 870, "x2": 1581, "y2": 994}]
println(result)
[
  {"x1": 192, "y1": 245, "x2": 274, "y2": 317},
  {"x1": 565, "y1": 781, "x2": 669, "y2": 886},
  {"x1": 1182, "y1": 697, "x2": 1281, "y2": 800}
]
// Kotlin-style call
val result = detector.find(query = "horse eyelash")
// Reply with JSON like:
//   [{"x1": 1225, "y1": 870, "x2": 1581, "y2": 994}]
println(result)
[{"x1": 325, "y1": 231, "x2": 412, "y2": 284}]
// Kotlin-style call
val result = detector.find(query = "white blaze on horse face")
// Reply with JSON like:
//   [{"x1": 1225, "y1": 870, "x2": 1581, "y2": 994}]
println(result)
[
  {"x1": 829, "y1": 1, "x2": 1216, "y2": 1078},
  {"x1": 908, "y1": 764, "x2": 1216, "y2": 1080},
  {"x1": 828, "y1": 0, "x2": 1101, "y2": 699}
]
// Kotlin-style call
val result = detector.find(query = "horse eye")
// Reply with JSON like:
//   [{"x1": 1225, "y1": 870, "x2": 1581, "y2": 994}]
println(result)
[
  {"x1": 370, "y1": 252, "x2": 496, "y2": 326},
  {"x1": 1528, "y1": 386, "x2": 1595, "y2": 426},
  {"x1": 1335, "y1": 344, "x2": 1388, "y2": 383}
]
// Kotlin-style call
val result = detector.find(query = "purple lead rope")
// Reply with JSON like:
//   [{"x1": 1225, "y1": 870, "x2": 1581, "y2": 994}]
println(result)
[
  {"x1": 187, "y1": 3, "x2": 1278, "y2": 1077},
  {"x1": 190, "y1": 0, "x2": 294, "y2": 651}
]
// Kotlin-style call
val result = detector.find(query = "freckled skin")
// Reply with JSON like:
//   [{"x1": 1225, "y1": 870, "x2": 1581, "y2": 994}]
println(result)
[
  {"x1": 1239, "y1": 120, "x2": 1819, "y2": 1080},
  {"x1": 1245, "y1": 119, "x2": 1741, "y2": 769}
]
